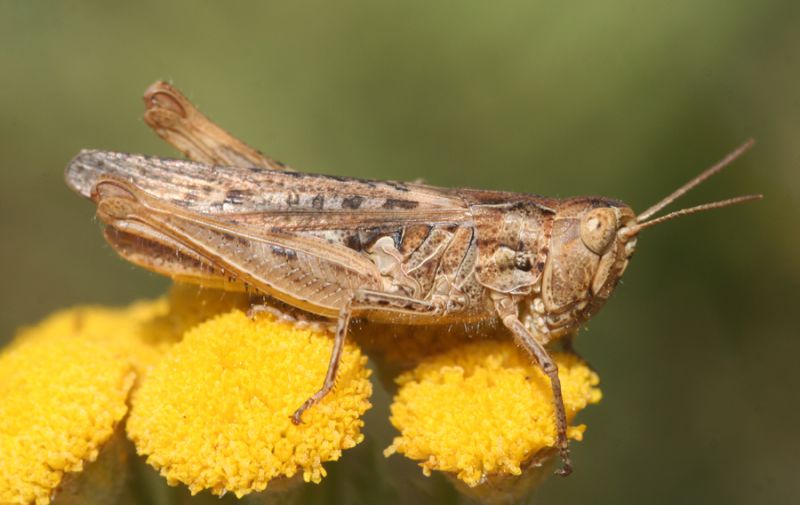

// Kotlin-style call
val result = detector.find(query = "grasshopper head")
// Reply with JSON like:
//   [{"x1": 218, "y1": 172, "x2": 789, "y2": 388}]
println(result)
[
  {"x1": 534, "y1": 198, "x2": 637, "y2": 338},
  {"x1": 532, "y1": 140, "x2": 761, "y2": 339}
]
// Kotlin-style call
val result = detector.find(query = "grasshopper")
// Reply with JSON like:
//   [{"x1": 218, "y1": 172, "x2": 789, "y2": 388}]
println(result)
[{"x1": 64, "y1": 82, "x2": 761, "y2": 475}]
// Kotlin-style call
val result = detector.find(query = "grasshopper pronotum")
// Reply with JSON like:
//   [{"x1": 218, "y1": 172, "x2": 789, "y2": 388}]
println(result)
[{"x1": 65, "y1": 82, "x2": 761, "y2": 475}]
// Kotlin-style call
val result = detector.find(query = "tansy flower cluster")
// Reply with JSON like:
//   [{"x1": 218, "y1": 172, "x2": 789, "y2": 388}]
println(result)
[
  {"x1": 0, "y1": 284, "x2": 600, "y2": 504},
  {"x1": 0, "y1": 285, "x2": 372, "y2": 504}
]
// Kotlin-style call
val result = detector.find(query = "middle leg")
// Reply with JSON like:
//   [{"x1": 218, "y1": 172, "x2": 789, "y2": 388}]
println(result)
[{"x1": 291, "y1": 289, "x2": 442, "y2": 424}]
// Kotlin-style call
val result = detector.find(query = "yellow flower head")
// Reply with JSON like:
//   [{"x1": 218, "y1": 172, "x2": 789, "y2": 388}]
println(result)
[
  {"x1": 385, "y1": 340, "x2": 601, "y2": 487},
  {"x1": 2, "y1": 285, "x2": 374, "y2": 502},
  {"x1": 126, "y1": 310, "x2": 372, "y2": 498},
  {"x1": 12, "y1": 299, "x2": 173, "y2": 377},
  {"x1": 0, "y1": 336, "x2": 134, "y2": 505}
]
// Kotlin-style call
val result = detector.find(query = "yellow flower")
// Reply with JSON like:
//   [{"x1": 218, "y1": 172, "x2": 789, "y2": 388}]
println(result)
[
  {"x1": 0, "y1": 297, "x2": 177, "y2": 505},
  {"x1": 126, "y1": 310, "x2": 372, "y2": 498},
  {"x1": 384, "y1": 340, "x2": 601, "y2": 488},
  {"x1": 0, "y1": 335, "x2": 134, "y2": 505},
  {"x1": 0, "y1": 286, "x2": 373, "y2": 503},
  {"x1": 12, "y1": 299, "x2": 172, "y2": 378}
]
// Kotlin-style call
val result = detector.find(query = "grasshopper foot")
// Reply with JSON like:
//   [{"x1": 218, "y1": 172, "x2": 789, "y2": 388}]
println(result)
[
  {"x1": 555, "y1": 458, "x2": 573, "y2": 476},
  {"x1": 291, "y1": 398, "x2": 316, "y2": 425},
  {"x1": 554, "y1": 441, "x2": 573, "y2": 476}
]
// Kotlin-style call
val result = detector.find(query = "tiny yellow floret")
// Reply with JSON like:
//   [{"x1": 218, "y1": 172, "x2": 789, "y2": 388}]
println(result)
[
  {"x1": 385, "y1": 340, "x2": 601, "y2": 487},
  {"x1": 127, "y1": 310, "x2": 372, "y2": 498},
  {"x1": 0, "y1": 336, "x2": 134, "y2": 505}
]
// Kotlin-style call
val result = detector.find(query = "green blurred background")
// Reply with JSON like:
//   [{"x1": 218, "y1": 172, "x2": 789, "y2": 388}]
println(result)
[{"x1": 1, "y1": 1, "x2": 798, "y2": 504}]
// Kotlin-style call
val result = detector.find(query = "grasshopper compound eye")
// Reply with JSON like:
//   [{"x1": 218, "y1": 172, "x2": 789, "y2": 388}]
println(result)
[{"x1": 580, "y1": 207, "x2": 618, "y2": 255}]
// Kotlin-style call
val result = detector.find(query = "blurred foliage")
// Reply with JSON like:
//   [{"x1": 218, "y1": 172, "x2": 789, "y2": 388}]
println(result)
[{"x1": 1, "y1": 1, "x2": 798, "y2": 504}]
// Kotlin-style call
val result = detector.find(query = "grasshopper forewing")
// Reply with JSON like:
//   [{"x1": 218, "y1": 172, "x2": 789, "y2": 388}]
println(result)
[{"x1": 64, "y1": 82, "x2": 762, "y2": 476}]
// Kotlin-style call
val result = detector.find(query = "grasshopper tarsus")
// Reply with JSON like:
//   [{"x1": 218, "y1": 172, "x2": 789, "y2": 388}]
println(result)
[
  {"x1": 290, "y1": 409, "x2": 307, "y2": 426},
  {"x1": 290, "y1": 385, "x2": 331, "y2": 425},
  {"x1": 555, "y1": 459, "x2": 573, "y2": 477},
  {"x1": 553, "y1": 412, "x2": 573, "y2": 475}
]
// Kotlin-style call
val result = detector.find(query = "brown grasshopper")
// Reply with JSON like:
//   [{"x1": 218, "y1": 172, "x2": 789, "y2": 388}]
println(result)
[{"x1": 64, "y1": 82, "x2": 761, "y2": 475}]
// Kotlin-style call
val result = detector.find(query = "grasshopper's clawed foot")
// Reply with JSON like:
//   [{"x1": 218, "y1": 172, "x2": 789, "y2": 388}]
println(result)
[
  {"x1": 290, "y1": 399, "x2": 315, "y2": 425},
  {"x1": 555, "y1": 461, "x2": 573, "y2": 477},
  {"x1": 555, "y1": 445, "x2": 573, "y2": 476}
]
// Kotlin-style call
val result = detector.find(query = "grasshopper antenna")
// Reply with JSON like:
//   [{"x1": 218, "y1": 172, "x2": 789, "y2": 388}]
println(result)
[
  {"x1": 619, "y1": 139, "x2": 762, "y2": 239},
  {"x1": 636, "y1": 138, "x2": 756, "y2": 223},
  {"x1": 629, "y1": 194, "x2": 762, "y2": 235}
]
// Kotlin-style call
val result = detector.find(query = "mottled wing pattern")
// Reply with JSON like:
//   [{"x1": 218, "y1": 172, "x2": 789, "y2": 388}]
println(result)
[
  {"x1": 66, "y1": 151, "x2": 474, "y2": 315},
  {"x1": 66, "y1": 150, "x2": 466, "y2": 218}
]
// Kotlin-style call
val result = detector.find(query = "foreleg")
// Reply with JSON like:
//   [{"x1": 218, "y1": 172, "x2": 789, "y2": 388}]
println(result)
[{"x1": 494, "y1": 294, "x2": 573, "y2": 476}]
